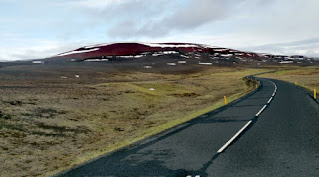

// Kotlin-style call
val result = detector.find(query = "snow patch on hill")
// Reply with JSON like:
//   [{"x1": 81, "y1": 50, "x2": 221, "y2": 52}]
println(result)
[
  {"x1": 57, "y1": 48, "x2": 100, "y2": 56},
  {"x1": 142, "y1": 43, "x2": 198, "y2": 48}
]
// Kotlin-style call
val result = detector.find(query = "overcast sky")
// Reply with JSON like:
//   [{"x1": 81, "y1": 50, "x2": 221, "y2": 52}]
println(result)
[{"x1": 1, "y1": 0, "x2": 319, "y2": 60}]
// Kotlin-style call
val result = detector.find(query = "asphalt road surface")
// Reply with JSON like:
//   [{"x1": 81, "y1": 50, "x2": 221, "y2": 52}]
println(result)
[{"x1": 57, "y1": 78, "x2": 319, "y2": 177}]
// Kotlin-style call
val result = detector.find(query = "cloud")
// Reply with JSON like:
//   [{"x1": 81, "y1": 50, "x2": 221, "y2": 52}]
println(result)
[
  {"x1": 51, "y1": 0, "x2": 174, "y2": 39},
  {"x1": 107, "y1": 0, "x2": 232, "y2": 38},
  {"x1": 240, "y1": 38, "x2": 319, "y2": 57},
  {"x1": 64, "y1": 0, "x2": 171, "y2": 18},
  {"x1": 64, "y1": 0, "x2": 127, "y2": 9},
  {"x1": 53, "y1": 0, "x2": 236, "y2": 38},
  {"x1": 1, "y1": 0, "x2": 319, "y2": 60},
  {"x1": 161, "y1": 0, "x2": 227, "y2": 29},
  {"x1": 0, "y1": 40, "x2": 88, "y2": 61}
]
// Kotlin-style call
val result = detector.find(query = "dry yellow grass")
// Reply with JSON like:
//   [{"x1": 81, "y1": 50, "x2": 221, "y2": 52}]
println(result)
[
  {"x1": 0, "y1": 64, "x2": 268, "y2": 177},
  {"x1": 260, "y1": 66, "x2": 319, "y2": 91}
]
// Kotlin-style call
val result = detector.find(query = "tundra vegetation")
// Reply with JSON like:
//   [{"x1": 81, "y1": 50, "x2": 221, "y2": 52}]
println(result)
[
  {"x1": 260, "y1": 66, "x2": 319, "y2": 93},
  {"x1": 0, "y1": 63, "x2": 270, "y2": 177}
]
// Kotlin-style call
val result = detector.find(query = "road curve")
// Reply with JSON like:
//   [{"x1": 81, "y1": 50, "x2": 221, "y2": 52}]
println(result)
[{"x1": 56, "y1": 78, "x2": 319, "y2": 177}]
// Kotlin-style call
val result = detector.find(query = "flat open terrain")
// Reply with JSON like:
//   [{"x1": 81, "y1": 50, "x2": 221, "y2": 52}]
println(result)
[
  {"x1": 0, "y1": 62, "x2": 268, "y2": 177},
  {"x1": 260, "y1": 66, "x2": 319, "y2": 93},
  {"x1": 57, "y1": 76, "x2": 319, "y2": 177}
]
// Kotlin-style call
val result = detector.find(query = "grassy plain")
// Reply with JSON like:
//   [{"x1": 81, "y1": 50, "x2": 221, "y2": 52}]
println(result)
[
  {"x1": 0, "y1": 63, "x2": 268, "y2": 177},
  {"x1": 260, "y1": 66, "x2": 319, "y2": 92}
]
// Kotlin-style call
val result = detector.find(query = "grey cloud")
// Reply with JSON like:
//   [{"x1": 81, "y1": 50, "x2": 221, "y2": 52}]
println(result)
[
  {"x1": 107, "y1": 0, "x2": 235, "y2": 38},
  {"x1": 85, "y1": 0, "x2": 172, "y2": 21},
  {"x1": 160, "y1": 0, "x2": 226, "y2": 30},
  {"x1": 61, "y1": 0, "x2": 280, "y2": 39},
  {"x1": 241, "y1": 38, "x2": 319, "y2": 57},
  {"x1": 0, "y1": 41, "x2": 87, "y2": 61}
]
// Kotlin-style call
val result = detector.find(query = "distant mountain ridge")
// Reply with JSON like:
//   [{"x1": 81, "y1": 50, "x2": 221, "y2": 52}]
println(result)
[
  {"x1": 49, "y1": 42, "x2": 318, "y2": 65},
  {"x1": 52, "y1": 42, "x2": 258, "y2": 59}
]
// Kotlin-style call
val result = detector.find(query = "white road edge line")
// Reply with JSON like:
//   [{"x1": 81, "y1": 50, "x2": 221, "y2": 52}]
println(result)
[
  {"x1": 255, "y1": 105, "x2": 267, "y2": 117},
  {"x1": 217, "y1": 120, "x2": 252, "y2": 153}
]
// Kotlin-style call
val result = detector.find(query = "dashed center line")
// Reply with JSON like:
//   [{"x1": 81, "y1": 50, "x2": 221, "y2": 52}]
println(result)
[
  {"x1": 267, "y1": 97, "x2": 273, "y2": 104},
  {"x1": 217, "y1": 120, "x2": 252, "y2": 153},
  {"x1": 216, "y1": 79, "x2": 278, "y2": 154},
  {"x1": 255, "y1": 105, "x2": 267, "y2": 117}
]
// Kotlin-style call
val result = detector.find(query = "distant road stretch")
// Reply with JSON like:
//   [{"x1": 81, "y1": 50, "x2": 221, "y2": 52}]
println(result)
[{"x1": 57, "y1": 78, "x2": 319, "y2": 177}]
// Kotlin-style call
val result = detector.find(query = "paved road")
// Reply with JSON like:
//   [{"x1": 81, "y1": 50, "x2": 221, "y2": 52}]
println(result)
[{"x1": 57, "y1": 78, "x2": 319, "y2": 177}]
